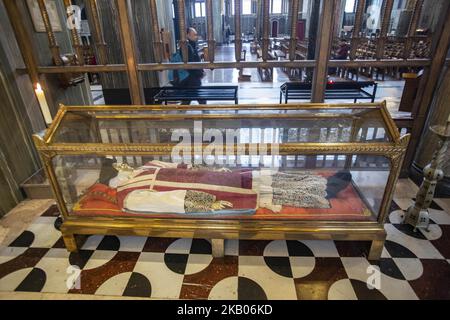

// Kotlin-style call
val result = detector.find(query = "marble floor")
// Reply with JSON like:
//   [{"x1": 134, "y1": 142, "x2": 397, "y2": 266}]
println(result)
[{"x1": 0, "y1": 179, "x2": 449, "y2": 300}]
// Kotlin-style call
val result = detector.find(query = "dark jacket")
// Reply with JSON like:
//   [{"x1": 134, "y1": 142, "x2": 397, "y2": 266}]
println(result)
[{"x1": 185, "y1": 40, "x2": 204, "y2": 79}]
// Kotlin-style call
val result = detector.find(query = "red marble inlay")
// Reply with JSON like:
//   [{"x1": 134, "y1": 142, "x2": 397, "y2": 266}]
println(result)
[
  {"x1": 180, "y1": 256, "x2": 238, "y2": 299},
  {"x1": 69, "y1": 251, "x2": 140, "y2": 295}
]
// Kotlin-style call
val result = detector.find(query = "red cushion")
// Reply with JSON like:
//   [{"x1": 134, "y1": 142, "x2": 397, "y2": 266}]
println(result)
[{"x1": 80, "y1": 183, "x2": 117, "y2": 205}]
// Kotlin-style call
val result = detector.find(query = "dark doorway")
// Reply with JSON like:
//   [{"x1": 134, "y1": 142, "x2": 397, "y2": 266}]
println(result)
[{"x1": 271, "y1": 20, "x2": 278, "y2": 38}]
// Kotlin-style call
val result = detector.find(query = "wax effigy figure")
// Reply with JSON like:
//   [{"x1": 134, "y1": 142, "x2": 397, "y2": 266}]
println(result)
[{"x1": 80, "y1": 160, "x2": 352, "y2": 216}]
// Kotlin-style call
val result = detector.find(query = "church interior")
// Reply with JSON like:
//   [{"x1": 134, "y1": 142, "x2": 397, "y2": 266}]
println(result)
[{"x1": 0, "y1": 0, "x2": 449, "y2": 301}]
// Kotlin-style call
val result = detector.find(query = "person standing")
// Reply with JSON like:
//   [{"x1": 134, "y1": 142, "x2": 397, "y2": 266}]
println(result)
[{"x1": 179, "y1": 27, "x2": 206, "y2": 105}]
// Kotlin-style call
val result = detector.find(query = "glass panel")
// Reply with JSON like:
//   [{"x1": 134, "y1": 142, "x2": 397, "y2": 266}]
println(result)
[
  {"x1": 53, "y1": 153, "x2": 390, "y2": 222},
  {"x1": 50, "y1": 107, "x2": 393, "y2": 144}
]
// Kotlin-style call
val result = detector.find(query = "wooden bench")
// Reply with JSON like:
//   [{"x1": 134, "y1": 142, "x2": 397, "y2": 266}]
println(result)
[
  {"x1": 398, "y1": 71, "x2": 423, "y2": 112},
  {"x1": 153, "y1": 86, "x2": 239, "y2": 105},
  {"x1": 256, "y1": 49, "x2": 275, "y2": 82},
  {"x1": 280, "y1": 81, "x2": 378, "y2": 103}
]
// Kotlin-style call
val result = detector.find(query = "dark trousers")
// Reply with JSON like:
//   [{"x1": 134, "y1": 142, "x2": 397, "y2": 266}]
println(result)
[{"x1": 179, "y1": 75, "x2": 206, "y2": 105}]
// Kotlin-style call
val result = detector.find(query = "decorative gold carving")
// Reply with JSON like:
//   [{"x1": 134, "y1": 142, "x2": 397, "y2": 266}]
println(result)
[
  {"x1": 37, "y1": 0, "x2": 63, "y2": 66},
  {"x1": 34, "y1": 143, "x2": 408, "y2": 157},
  {"x1": 85, "y1": 0, "x2": 108, "y2": 65},
  {"x1": 63, "y1": 0, "x2": 84, "y2": 66}
]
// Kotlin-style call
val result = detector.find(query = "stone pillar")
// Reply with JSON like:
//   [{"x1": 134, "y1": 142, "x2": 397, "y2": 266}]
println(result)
[
  {"x1": 97, "y1": 0, "x2": 129, "y2": 89},
  {"x1": 307, "y1": 0, "x2": 321, "y2": 60},
  {"x1": 156, "y1": 0, "x2": 177, "y2": 56},
  {"x1": 96, "y1": 0, "x2": 162, "y2": 96},
  {"x1": 419, "y1": 0, "x2": 446, "y2": 33},
  {"x1": 413, "y1": 60, "x2": 450, "y2": 196},
  {"x1": 305, "y1": 0, "x2": 321, "y2": 82},
  {"x1": 213, "y1": 0, "x2": 223, "y2": 44},
  {"x1": 303, "y1": 0, "x2": 313, "y2": 37},
  {"x1": 130, "y1": 0, "x2": 159, "y2": 88},
  {"x1": 333, "y1": 0, "x2": 345, "y2": 37}
]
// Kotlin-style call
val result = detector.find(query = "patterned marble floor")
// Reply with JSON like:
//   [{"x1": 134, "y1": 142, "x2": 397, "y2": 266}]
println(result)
[{"x1": 0, "y1": 187, "x2": 449, "y2": 300}]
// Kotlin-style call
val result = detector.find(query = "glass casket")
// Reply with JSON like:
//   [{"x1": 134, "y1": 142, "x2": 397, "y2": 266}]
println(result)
[{"x1": 33, "y1": 102, "x2": 410, "y2": 260}]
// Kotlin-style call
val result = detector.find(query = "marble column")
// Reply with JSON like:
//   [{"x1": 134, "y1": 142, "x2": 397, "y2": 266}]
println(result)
[{"x1": 213, "y1": 0, "x2": 223, "y2": 44}]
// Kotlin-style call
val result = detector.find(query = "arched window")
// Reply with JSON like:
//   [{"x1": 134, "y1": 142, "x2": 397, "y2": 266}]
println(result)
[
  {"x1": 195, "y1": 1, "x2": 206, "y2": 18},
  {"x1": 345, "y1": 0, "x2": 356, "y2": 13},
  {"x1": 232, "y1": 0, "x2": 253, "y2": 15},
  {"x1": 271, "y1": 0, "x2": 282, "y2": 14},
  {"x1": 243, "y1": 0, "x2": 252, "y2": 15}
]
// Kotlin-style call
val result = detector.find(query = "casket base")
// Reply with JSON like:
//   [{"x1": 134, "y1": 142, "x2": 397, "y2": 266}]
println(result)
[{"x1": 60, "y1": 217, "x2": 387, "y2": 260}]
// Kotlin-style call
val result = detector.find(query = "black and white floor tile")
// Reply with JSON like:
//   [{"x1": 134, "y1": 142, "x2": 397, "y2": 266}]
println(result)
[{"x1": 0, "y1": 196, "x2": 449, "y2": 300}]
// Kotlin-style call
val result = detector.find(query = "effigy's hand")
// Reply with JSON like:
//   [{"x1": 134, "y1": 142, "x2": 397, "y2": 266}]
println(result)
[
  {"x1": 113, "y1": 163, "x2": 134, "y2": 172},
  {"x1": 211, "y1": 201, "x2": 233, "y2": 211}
]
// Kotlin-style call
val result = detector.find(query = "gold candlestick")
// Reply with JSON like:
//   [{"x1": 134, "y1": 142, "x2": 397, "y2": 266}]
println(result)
[{"x1": 403, "y1": 116, "x2": 450, "y2": 231}]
